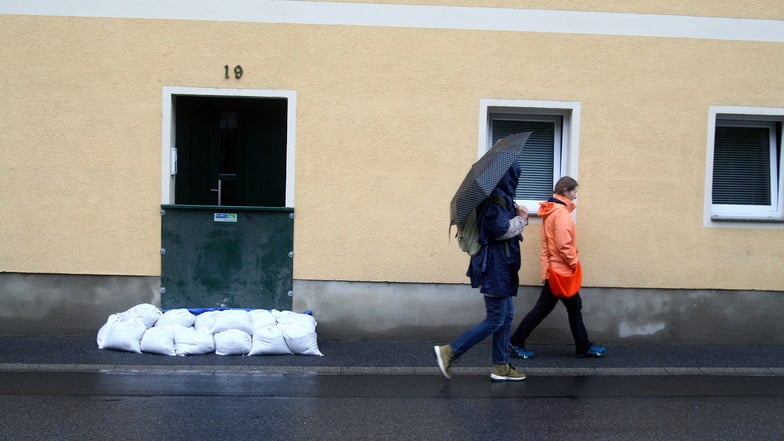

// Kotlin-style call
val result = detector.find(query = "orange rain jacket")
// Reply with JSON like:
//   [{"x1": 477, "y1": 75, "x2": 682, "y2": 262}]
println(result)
[{"x1": 538, "y1": 194, "x2": 582, "y2": 297}]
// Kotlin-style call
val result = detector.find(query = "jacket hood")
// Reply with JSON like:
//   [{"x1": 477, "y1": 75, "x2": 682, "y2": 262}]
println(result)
[
  {"x1": 538, "y1": 193, "x2": 576, "y2": 217},
  {"x1": 491, "y1": 161, "x2": 520, "y2": 203}
]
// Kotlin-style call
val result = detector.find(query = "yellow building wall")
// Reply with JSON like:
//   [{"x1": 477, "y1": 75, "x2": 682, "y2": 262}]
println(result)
[
  {"x1": 331, "y1": 0, "x2": 784, "y2": 19},
  {"x1": 1, "y1": 6, "x2": 783, "y2": 291}
]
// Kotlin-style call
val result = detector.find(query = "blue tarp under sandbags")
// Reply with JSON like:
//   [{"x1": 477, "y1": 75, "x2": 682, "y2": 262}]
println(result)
[{"x1": 97, "y1": 304, "x2": 322, "y2": 357}]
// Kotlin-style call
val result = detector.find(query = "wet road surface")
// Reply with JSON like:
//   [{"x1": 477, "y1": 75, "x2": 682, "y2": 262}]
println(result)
[{"x1": 1, "y1": 371, "x2": 783, "y2": 440}]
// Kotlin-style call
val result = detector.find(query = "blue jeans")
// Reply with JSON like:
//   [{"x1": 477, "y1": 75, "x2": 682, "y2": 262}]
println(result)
[{"x1": 450, "y1": 296, "x2": 514, "y2": 365}]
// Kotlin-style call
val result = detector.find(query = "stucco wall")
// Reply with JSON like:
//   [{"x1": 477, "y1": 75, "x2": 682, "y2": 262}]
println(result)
[
  {"x1": 3, "y1": 11, "x2": 783, "y2": 291},
  {"x1": 0, "y1": 0, "x2": 784, "y2": 344},
  {"x1": 1, "y1": 4, "x2": 783, "y2": 343},
  {"x1": 329, "y1": 0, "x2": 784, "y2": 20}
]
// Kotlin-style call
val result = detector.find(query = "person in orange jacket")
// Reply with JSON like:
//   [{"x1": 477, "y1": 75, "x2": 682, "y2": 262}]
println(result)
[{"x1": 509, "y1": 176, "x2": 606, "y2": 358}]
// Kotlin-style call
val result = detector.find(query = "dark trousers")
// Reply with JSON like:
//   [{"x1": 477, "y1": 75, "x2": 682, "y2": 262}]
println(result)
[{"x1": 511, "y1": 280, "x2": 592, "y2": 354}]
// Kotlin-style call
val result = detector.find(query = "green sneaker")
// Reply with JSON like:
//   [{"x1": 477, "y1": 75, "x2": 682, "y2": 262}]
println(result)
[
  {"x1": 434, "y1": 345, "x2": 455, "y2": 379},
  {"x1": 490, "y1": 363, "x2": 526, "y2": 381}
]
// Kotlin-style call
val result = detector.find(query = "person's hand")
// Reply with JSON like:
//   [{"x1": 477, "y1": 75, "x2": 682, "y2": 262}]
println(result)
[{"x1": 516, "y1": 204, "x2": 529, "y2": 221}]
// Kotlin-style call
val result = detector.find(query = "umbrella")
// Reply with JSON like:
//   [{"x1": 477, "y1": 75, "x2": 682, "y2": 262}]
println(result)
[{"x1": 449, "y1": 132, "x2": 532, "y2": 229}]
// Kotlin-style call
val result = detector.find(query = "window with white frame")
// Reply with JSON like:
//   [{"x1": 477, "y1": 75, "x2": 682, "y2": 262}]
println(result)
[
  {"x1": 480, "y1": 100, "x2": 580, "y2": 213},
  {"x1": 707, "y1": 107, "x2": 784, "y2": 222}
]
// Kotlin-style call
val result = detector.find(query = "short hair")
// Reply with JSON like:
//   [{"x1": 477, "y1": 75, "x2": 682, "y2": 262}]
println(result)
[{"x1": 554, "y1": 176, "x2": 579, "y2": 195}]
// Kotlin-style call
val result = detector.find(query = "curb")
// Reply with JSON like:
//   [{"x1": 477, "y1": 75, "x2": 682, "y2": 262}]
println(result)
[{"x1": 2, "y1": 363, "x2": 783, "y2": 377}]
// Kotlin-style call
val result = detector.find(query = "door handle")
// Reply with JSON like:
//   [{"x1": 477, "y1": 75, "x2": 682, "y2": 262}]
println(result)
[{"x1": 210, "y1": 180, "x2": 223, "y2": 206}]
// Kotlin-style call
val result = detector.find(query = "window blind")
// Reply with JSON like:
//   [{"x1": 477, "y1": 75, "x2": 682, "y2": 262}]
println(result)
[
  {"x1": 492, "y1": 119, "x2": 555, "y2": 201},
  {"x1": 712, "y1": 125, "x2": 771, "y2": 205}
]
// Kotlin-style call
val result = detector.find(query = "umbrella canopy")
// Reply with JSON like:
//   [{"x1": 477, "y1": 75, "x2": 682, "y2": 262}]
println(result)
[{"x1": 449, "y1": 132, "x2": 532, "y2": 228}]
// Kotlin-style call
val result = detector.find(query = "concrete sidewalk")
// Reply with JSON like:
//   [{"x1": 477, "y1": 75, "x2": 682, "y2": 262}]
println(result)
[{"x1": 1, "y1": 336, "x2": 782, "y2": 377}]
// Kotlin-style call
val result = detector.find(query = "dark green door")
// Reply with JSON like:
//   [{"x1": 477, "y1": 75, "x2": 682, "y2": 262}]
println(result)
[{"x1": 161, "y1": 96, "x2": 293, "y2": 310}]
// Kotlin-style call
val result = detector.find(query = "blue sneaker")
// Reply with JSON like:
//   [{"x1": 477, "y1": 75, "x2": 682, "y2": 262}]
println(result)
[
  {"x1": 577, "y1": 345, "x2": 606, "y2": 358},
  {"x1": 510, "y1": 346, "x2": 535, "y2": 359}
]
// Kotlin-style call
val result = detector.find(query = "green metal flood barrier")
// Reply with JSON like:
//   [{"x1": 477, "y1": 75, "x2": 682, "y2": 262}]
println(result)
[{"x1": 160, "y1": 205, "x2": 294, "y2": 310}]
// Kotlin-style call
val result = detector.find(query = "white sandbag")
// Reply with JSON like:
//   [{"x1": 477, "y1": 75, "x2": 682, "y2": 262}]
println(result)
[
  {"x1": 249, "y1": 309, "x2": 276, "y2": 331},
  {"x1": 96, "y1": 314, "x2": 120, "y2": 349},
  {"x1": 212, "y1": 309, "x2": 253, "y2": 334},
  {"x1": 249, "y1": 324, "x2": 292, "y2": 355},
  {"x1": 96, "y1": 315, "x2": 147, "y2": 353},
  {"x1": 156, "y1": 309, "x2": 196, "y2": 328},
  {"x1": 282, "y1": 322, "x2": 323, "y2": 356},
  {"x1": 174, "y1": 326, "x2": 216, "y2": 356},
  {"x1": 214, "y1": 329, "x2": 252, "y2": 356},
  {"x1": 140, "y1": 326, "x2": 177, "y2": 356},
  {"x1": 273, "y1": 310, "x2": 316, "y2": 330},
  {"x1": 118, "y1": 303, "x2": 162, "y2": 328},
  {"x1": 194, "y1": 310, "x2": 220, "y2": 333}
]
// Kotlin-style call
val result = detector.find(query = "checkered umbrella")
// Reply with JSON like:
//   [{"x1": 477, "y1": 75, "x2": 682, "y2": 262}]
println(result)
[{"x1": 449, "y1": 132, "x2": 531, "y2": 228}]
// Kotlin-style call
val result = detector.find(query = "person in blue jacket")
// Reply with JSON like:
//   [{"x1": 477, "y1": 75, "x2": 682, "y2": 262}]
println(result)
[{"x1": 435, "y1": 161, "x2": 529, "y2": 381}]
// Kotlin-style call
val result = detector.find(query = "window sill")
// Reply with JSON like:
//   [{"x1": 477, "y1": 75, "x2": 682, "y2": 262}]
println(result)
[{"x1": 711, "y1": 216, "x2": 784, "y2": 223}]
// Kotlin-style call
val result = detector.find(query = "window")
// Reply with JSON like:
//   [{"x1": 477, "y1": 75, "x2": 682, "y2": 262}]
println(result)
[
  {"x1": 706, "y1": 107, "x2": 784, "y2": 223},
  {"x1": 161, "y1": 87, "x2": 297, "y2": 207},
  {"x1": 479, "y1": 100, "x2": 580, "y2": 213}
]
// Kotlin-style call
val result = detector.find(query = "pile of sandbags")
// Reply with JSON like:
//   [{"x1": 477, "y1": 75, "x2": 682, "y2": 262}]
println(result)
[{"x1": 96, "y1": 303, "x2": 322, "y2": 356}]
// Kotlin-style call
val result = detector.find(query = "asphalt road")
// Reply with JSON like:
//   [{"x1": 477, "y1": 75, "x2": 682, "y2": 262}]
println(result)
[{"x1": 1, "y1": 371, "x2": 783, "y2": 441}]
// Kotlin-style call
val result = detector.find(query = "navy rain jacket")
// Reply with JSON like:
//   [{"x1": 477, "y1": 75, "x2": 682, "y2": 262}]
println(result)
[{"x1": 465, "y1": 161, "x2": 522, "y2": 297}]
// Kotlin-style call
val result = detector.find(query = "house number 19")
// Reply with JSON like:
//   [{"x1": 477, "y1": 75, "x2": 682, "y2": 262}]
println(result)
[{"x1": 224, "y1": 65, "x2": 243, "y2": 80}]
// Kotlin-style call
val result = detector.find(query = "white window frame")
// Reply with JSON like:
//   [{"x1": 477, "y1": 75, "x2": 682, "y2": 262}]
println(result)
[
  {"x1": 704, "y1": 106, "x2": 784, "y2": 228},
  {"x1": 161, "y1": 87, "x2": 297, "y2": 207},
  {"x1": 478, "y1": 99, "x2": 581, "y2": 214}
]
